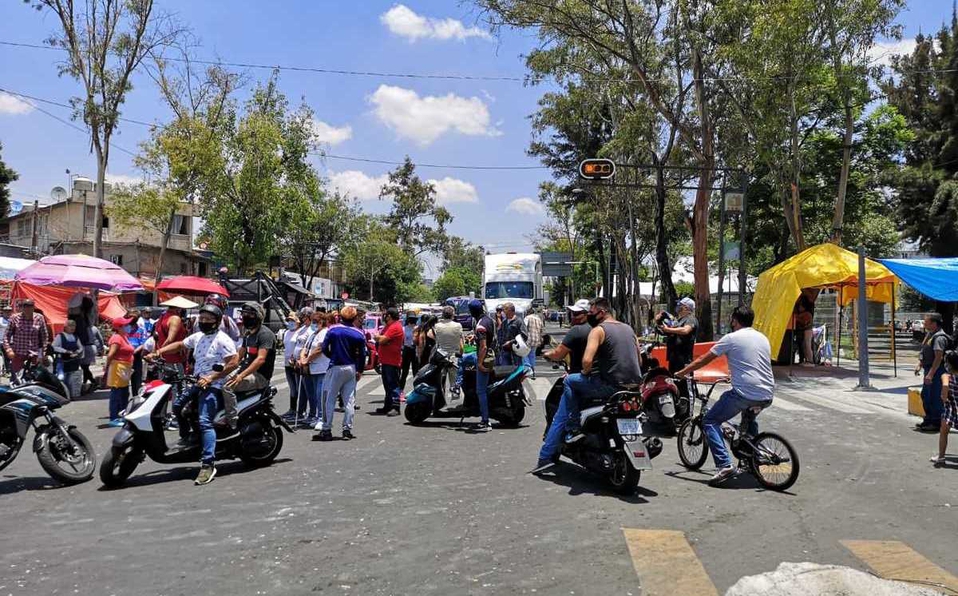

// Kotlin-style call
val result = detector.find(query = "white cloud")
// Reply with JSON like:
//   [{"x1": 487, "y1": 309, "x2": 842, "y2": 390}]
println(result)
[
  {"x1": 328, "y1": 170, "x2": 389, "y2": 201},
  {"x1": 868, "y1": 38, "x2": 933, "y2": 66},
  {"x1": 0, "y1": 92, "x2": 34, "y2": 115},
  {"x1": 104, "y1": 173, "x2": 144, "y2": 187},
  {"x1": 369, "y1": 84, "x2": 500, "y2": 146},
  {"x1": 428, "y1": 177, "x2": 479, "y2": 205},
  {"x1": 311, "y1": 119, "x2": 353, "y2": 146},
  {"x1": 380, "y1": 4, "x2": 490, "y2": 42},
  {"x1": 506, "y1": 197, "x2": 544, "y2": 216}
]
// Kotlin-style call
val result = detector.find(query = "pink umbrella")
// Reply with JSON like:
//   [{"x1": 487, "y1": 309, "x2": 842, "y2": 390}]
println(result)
[{"x1": 15, "y1": 254, "x2": 144, "y2": 292}]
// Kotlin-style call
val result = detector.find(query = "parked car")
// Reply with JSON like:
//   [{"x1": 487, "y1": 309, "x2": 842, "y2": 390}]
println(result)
[{"x1": 443, "y1": 296, "x2": 475, "y2": 331}]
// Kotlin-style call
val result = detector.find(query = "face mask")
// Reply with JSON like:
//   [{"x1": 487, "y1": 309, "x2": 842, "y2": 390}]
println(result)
[
  {"x1": 198, "y1": 321, "x2": 217, "y2": 335},
  {"x1": 242, "y1": 315, "x2": 258, "y2": 328},
  {"x1": 286, "y1": 321, "x2": 297, "y2": 331},
  {"x1": 310, "y1": 323, "x2": 319, "y2": 332},
  {"x1": 587, "y1": 313, "x2": 602, "y2": 327}
]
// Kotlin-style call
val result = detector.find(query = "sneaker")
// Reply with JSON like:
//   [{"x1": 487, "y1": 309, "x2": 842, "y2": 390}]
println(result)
[
  {"x1": 194, "y1": 464, "x2": 216, "y2": 485},
  {"x1": 280, "y1": 410, "x2": 297, "y2": 421},
  {"x1": 374, "y1": 406, "x2": 391, "y2": 415},
  {"x1": 108, "y1": 418, "x2": 125, "y2": 427},
  {"x1": 342, "y1": 429, "x2": 355, "y2": 441},
  {"x1": 312, "y1": 430, "x2": 333, "y2": 442},
  {"x1": 564, "y1": 427, "x2": 584, "y2": 443},
  {"x1": 476, "y1": 421, "x2": 493, "y2": 432},
  {"x1": 917, "y1": 422, "x2": 940, "y2": 432},
  {"x1": 930, "y1": 454, "x2": 946, "y2": 465},
  {"x1": 708, "y1": 466, "x2": 737, "y2": 486},
  {"x1": 386, "y1": 409, "x2": 400, "y2": 417},
  {"x1": 530, "y1": 458, "x2": 556, "y2": 475}
]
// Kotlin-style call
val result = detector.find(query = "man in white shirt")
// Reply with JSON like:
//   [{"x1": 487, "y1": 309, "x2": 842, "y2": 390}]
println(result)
[{"x1": 677, "y1": 306, "x2": 775, "y2": 486}]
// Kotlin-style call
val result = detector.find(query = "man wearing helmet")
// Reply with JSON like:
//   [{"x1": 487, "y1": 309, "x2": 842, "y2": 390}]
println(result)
[
  {"x1": 206, "y1": 294, "x2": 240, "y2": 343},
  {"x1": 149, "y1": 304, "x2": 239, "y2": 485},
  {"x1": 224, "y1": 302, "x2": 277, "y2": 425}
]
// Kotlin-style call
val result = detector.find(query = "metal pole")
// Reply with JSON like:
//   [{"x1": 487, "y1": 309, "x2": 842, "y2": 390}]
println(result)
[
  {"x1": 891, "y1": 281, "x2": 897, "y2": 378},
  {"x1": 738, "y1": 177, "x2": 749, "y2": 307},
  {"x1": 837, "y1": 286, "x2": 843, "y2": 368},
  {"x1": 717, "y1": 184, "x2": 727, "y2": 334},
  {"x1": 856, "y1": 246, "x2": 871, "y2": 389}
]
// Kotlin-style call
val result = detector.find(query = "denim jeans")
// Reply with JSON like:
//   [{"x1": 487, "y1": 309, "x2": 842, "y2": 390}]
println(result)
[
  {"x1": 539, "y1": 373, "x2": 617, "y2": 461},
  {"x1": 524, "y1": 351, "x2": 537, "y2": 374},
  {"x1": 457, "y1": 352, "x2": 477, "y2": 388},
  {"x1": 703, "y1": 389, "x2": 767, "y2": 469},
  {"x1": 381, "y1": 364, "x2": 402, "y2": 410},
  {"x1": 921, "y1": 364, "x2": 945, "y2": 425},
  {"x1": 320, "y1": 364, "x2": 356, "y2": 431},
  {"x1": 196, "y1": 388, "x2": 223, "y2": 465},
  {"x1": 476, "y1": 367, "x2": 490, "y2": 424},
  {"x1": 109, "y1": 386, "x2": 130, "y2": 420},
  {"x1": 303, "y1": 373, "x2": 324, "y2": 420}
]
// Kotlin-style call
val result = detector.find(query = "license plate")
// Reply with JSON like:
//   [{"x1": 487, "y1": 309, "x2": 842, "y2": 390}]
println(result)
[{"x1": 617, "y1": 418, "x2": 642, "y2": 435}]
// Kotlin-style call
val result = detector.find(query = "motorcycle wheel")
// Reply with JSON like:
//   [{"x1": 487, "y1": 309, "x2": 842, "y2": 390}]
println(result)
[
  {"x1": 607, "y1": 452, "x2": 641, "y2": 495},
  {"x1": 240, "y1": 421, "x2": 284, "y2": 468},
  {"x1": 36, "y1": 427, "x2": 96, "y2": 485},
  {"x1": 99, "y1": 444, "x2": 142, "y2": 488},
  {"x1": 403, "y1": 402, "x2": 431, "y2": 425},
  {"x1": 677, "y1": 418, "x2": 709, "y2": 471},
  {"x1": 0, "y1": 434, "x2": 24, "y2": 473}
]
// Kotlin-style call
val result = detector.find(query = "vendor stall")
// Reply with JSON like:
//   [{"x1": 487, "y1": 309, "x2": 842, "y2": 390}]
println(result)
[
  {"x1": 753, "y1": 243, "x2": 898, "y2": 368},
  {"x1": 879, "y1": 258, "x2": 958, "y2": 301},
  {"x1": 10, "y1": 282, "x2": 127, "y2": 333}
]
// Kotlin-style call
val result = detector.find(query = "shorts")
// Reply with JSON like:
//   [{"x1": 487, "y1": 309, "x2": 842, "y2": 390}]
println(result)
[{"x1": 944, "y1": 398, "x2": 958, "y2": 428}]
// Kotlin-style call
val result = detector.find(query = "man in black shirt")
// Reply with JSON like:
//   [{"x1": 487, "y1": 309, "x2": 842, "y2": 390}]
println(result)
[
  {"x1": 224, "y1": 302, "x2": 276, "y2": 427},
  {"x1": 659, "y1": 297, "x2": 698, "y2": 404},
  {"x1": 543, "y1": 299, "x2": 590, "y2": 373}
]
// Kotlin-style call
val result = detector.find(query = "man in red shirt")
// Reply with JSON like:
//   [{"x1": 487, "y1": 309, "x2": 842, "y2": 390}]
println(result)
[{"x1": 374, "y1": 307, "x2": 405, "y2": 416}]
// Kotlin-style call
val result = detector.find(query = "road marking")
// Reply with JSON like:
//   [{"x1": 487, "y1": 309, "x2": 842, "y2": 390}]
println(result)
[
  {"x1": 777, "y1": 390, "x2": 873, "y2": 414},
  {"x1": 842, "y1": 540, "x2": 958, "y2": 593},
  {"x1": 622, "y1": 529, "x2": 718, "y2": 596}
]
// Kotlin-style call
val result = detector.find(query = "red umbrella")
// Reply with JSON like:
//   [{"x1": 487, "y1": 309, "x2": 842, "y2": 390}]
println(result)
[{"x1": 156, "y1": 276, "x2": 229, "y2": 297}]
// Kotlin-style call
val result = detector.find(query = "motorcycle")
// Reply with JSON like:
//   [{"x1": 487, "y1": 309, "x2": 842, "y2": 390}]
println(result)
[
  {"x1": 547, "y1": 384, "x2": 663, "y2": 495},
  {"x1": 99, "y1": 362, "x2": 294, "y2": 487},
  {"x1": 0, "y1": 358, "x2": 96, "y2": 484},
  {"x1": 404, "y1": 349, "x2": 530, "y2": 427}
]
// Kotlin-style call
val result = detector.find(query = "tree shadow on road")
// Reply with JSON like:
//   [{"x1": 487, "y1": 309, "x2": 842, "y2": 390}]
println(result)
[
  {"x1": 96, "y1": 458, "x2": 293, "y2": 491},
  {"x1": 531, "y1": 463, "x2": 659, "y2": 504},
  {"x1": 0, "y1": 474, "x2": 69, "y2": 495}
]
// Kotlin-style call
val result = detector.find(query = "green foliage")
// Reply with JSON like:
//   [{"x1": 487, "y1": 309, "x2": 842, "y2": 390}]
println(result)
[
  {"x1": 0, "y1": 142, "x2": 18, "y2": 217},
  {"x1": 433, "y1": 266, "x2": 482, "y2": 301},
  {"x1": 380, "y1": 157, "x2": 452, "y2": 256},
  {"x1": 340, "y1": 218, "x2": 422, "y2": 305}
]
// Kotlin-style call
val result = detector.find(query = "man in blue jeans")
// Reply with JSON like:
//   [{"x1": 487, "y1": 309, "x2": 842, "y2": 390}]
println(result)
[
  {"x1": 915, "y1": 313, "x2": 948, "y2": 432},
  {"x1": 677, "y1": 306, "x2": 775, "y2": 486},
  {"x1": 470, "y1": 299, "x2": 496, "y2": 432}
]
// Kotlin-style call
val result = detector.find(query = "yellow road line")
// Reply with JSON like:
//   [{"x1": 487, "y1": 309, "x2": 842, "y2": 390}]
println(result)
[
  {"x1": 841, "y1": 540, "x2": 958, "y2": 594},
  {"x1": 622, "y1": 529, "x2": 718, "y2": 596}
]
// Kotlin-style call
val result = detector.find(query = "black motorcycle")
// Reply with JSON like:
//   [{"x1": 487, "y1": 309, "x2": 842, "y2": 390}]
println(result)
[
  {"x1": 404, "y1": 349, "x2": 530, "y2": 427},
  {"x1": 0, "y1": 360, "x2": 96, "y2": 484}
]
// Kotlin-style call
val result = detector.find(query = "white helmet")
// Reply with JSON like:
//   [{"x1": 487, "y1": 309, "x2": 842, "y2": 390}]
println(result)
[{"x1": 513, "y1": 334, "x2": 532, "y2": 358}]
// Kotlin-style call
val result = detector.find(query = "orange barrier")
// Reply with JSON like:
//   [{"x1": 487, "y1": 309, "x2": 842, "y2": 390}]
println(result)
[{"x1": 649, "y1": 341, "x2": 730, "y2": 384}]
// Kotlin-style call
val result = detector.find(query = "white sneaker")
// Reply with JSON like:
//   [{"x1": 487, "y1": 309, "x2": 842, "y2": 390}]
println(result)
[
  {"x1": 930, "y1": 455, "x2": 946, "y2": 465},
  {"x1": 708, "y1": 466, "x2": 737, "y2": 485},
  {"x1": 477, "y1": 421, "x2": 493, "y2": 432}
]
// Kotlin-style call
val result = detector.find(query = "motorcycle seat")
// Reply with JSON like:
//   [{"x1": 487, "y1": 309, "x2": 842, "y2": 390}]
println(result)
[
  {"x1": 579, "y1": 405, "x2": 606, "y2": 426},
  {"x1": 212, "y1": 390, "x2": 271, "y2": 425}
]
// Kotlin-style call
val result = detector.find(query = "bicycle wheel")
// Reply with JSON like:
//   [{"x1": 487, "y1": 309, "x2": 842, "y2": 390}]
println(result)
[
  {"x1": 677, "y1": 418, "x2": 709, "y2": 470},
  {"x1": 750, "y1": 432, "x2": 800, "y2": 491}
]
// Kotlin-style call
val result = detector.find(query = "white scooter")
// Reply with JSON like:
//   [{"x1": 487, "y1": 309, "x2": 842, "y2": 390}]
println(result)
[{"x1": 98, "y1": 362, "x2": 293, "y2": 487}]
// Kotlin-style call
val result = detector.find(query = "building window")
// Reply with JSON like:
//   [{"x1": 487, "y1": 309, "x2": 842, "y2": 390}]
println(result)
[
  {"x1": 197, "y1": 262, "x2": 208, "y2": 277},
  {"x1": 16, "y1": 219, "x2": 29, "y2": 237},
  {"x1": 102, "y1": 216, "x2": 109, "y2": 229},
  {"x1": 172, "y1": 214, "x2": 189, "y2": 236},
  {"x1": 110, "y1": 254, "x2": 123, "y2": 266},
  {"x1": 180, "y1": 262, "x2": 188, "y2": 274}
]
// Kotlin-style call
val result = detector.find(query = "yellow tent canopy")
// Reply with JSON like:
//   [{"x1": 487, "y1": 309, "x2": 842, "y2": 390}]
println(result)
[{"x1": 753, "y1": 243, "x2": 898, "y2": 355}]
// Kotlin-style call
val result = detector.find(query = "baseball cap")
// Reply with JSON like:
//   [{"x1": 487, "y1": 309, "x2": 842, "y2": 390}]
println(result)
[
  {"x1": 677, "y1": 297, "x2": 696, "y2": 311},
  {"x1": 111, "y1": 315, "x2": 136, "y2": 329},
  {"x1": 568, "y1": 299, "x2": 591, "y2": 313}
]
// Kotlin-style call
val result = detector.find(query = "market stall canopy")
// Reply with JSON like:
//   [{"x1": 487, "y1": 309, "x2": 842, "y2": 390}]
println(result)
[
  {"x1": 15, "y1": 254, "x2": 143, "y2": 292},
  {"x1": 10, "y1": 282, "x2": 127, "y2": 333},
  {"x1": 0, "y1": 257, "x2": 36, "y2": 280},
  {"x1": 156, "y1": 275, "x2": 229, "y2": 297},
  {"x1": 753, "y1": 243, "x2": 898, "y2": 354},
  {"x1": 879, "y1": 258, "x2": 958, "y2": 302}
]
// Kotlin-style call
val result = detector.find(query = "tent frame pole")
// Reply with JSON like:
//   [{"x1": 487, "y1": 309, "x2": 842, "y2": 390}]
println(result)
[
  {"x1": 837, "y1": 286, "x2": 843, "y2": 368},
  {"x1": 891, "y1": 281, "x2": 897, "y2": 377}
]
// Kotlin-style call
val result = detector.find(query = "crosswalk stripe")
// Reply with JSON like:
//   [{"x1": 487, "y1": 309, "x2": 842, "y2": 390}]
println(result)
[
  {"x1": 776, "y1": 390, "x2": 873, "y2": 414},
  {"x1": 841, "y1": 540, "x2": 958, "y2": 593},
  {"x1": 622, "y1": 529, "x2": 718, "y2": 596}
]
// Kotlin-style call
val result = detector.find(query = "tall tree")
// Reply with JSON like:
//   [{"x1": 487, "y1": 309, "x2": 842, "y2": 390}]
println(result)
[
  {"x1": 279, "y1": 190, "x2": 360, "y2": 292},
  {"x1": 0, "y1": 142, "x2": 18, "y2": 217},
  {"x1": 380, "y1": 157, "x2": 452, "y2": 256},
  {"x1": 25, "y1": 0, "x2": 181, "y2": 257}
]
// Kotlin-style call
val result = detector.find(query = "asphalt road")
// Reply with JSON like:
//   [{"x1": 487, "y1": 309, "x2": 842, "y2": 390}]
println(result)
[{"x1": 0, "y1": 324, "x2": 956, "y2": 595}]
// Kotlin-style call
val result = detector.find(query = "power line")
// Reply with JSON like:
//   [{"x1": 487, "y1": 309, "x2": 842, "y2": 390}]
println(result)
[
  {"x1": 322, "y1": 154, "x2": 546, "y2": 170},
  {"x1": 0, "y1": 87, "x2": 157, "y2": 128}
]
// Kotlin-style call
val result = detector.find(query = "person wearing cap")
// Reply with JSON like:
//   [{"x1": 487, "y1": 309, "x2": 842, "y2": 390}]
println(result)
[
  {"x1": 0, "y1": 305, "x2": 13, "y2": 376},
  {"x1": 3, "y1": 299, "x2": 50, "y2": 378},
  {"x1": 156, "y1": 300, "x2": 189, "y2": 373},
  {"x1": 224, "y1": 302, "x2": 277, "y2": 426},
  {"x1": 659, "y1": 297, "x2": 699, "y2": 404},
  {"x1": 313, "y1": 306, "x2": 366, "y2": 441},
  {"x1": 543, "y1": 299, "x2": 591, "y2": 374},
  {"x1": 105, "y1": 316, "x2": 137, "y2": 426}
]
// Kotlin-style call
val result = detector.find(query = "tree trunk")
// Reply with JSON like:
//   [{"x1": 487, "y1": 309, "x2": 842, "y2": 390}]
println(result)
[
  {"x1": 831, "y1": 101, "x2": 854, "y2": 243},
  {"x1": 654, "y1": 163, "x2": 677, "y2": 311},
  {"x1": 788, "y1": 81, "x2": 807, "y2": 251},
  {"x1": 691, "y1": 47, "x2": 715, "y2": 341},
  {"x1": 93, "y1": 151, "x2": 107, "y2": 258},
  {"x1": 156, "y1": 209, "x2": 175, "y2": 282},
  {"x1": 596, "y1": 237, "x2": 608, "y2": 299}
]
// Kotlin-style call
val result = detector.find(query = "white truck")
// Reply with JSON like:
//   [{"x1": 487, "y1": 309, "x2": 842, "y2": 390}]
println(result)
[{"x1": 482, "y1": 253, "x2": 543, "y2": 315}]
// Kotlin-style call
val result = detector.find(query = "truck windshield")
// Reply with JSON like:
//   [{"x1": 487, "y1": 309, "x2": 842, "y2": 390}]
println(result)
[{"x1": 484, "y1": 282, "x2": 534, "y2": 300}]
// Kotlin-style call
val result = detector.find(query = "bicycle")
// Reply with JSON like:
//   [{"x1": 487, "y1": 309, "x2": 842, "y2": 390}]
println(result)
[{"x1": 676, "y1": 375, "x2": 800, "y2": 491}]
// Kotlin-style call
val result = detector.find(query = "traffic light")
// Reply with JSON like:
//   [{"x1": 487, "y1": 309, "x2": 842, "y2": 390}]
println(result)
[{"x1": 578, "y1": 158, "x2": 616, "y2": 180}]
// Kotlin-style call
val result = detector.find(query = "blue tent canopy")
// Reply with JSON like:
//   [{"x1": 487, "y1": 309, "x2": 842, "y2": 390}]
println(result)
[{"x1": 880, "y1": 258, "x2": 958, "y2": 301}]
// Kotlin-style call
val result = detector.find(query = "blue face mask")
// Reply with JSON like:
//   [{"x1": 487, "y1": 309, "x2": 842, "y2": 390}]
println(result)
[
  {"x1": 310, "y1": 323, "x2": 319, "y2": 332},
  {"x1": 286, "y1": 321, "x2": 297, "y2": 331}
]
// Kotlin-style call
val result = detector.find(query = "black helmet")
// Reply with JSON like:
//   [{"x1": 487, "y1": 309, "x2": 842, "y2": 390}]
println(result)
[
  {"x1": 198, "y1": 304, "x2": 223, "y2": 321},
  {"x1": 205, "y1": 294, "x2": 228, "y2": 311}
]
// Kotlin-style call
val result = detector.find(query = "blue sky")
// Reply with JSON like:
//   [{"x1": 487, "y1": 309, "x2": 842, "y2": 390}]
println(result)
[{"x1": 0, "y1": 0, "x2": 951, "y2": 271}]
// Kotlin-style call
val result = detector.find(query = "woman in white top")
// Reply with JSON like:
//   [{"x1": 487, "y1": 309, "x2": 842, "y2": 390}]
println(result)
[
  {"x1": 281, "y1": 311, "x2": 310, "y2": 420},
  {"x1": 299, "y1": 311, "x2": 331, "y2": 427}
]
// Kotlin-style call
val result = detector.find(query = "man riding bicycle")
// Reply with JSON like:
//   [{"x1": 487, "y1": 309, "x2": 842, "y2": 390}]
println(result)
[
  {"x1": 533, "y1": 297, "x2": 642, "y2": 474},
  {"x1": 676, "y1": 306, "x2": 774, "y2": 486}
]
